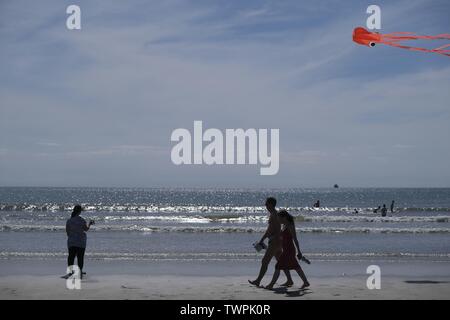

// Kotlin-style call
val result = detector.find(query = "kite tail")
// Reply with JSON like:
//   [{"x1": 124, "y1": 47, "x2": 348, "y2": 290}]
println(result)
[
  {"x1": 382, "y1": 41, "x2": 450, "y2": 57},
  {"x1": 434, "y1": 43, "x2": 450, "y2": 51},
  {"x1": 382, "y1": 33, "x2": 450, "y2": 42}
]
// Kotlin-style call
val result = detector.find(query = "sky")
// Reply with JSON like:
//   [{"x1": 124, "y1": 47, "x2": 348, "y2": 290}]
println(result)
[{"x1": 1, "y1": 0, "x2": 449, "y2": 188}]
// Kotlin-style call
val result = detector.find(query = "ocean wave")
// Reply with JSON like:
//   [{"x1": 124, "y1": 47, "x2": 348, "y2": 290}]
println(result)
[
  {"x1": 1, "y1": 213, "x2": 448, "y2": 224},
  {"x1": 211, "y1": 215, "x2": 449, "y2": 223},
  {"x1": 2, "y1": 203, "x2": 450, "y2": 213},
  {"x1": 295, "y1": 215, "x2": 450, "y2": 223},
  {"x1": 1, "y1": 224, "x2": 449, "y2": 233},
  {"x1": 1, "y1": 251, "x2": 449, "y2": 261},
  {"x1": 0, "y1": 204, "x2": 271, "y2": 213}
]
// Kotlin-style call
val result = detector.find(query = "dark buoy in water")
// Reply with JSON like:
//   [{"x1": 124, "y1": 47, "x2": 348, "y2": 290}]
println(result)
[{"x1": 334, "y1": 184, "x2": 339, "y2": 188}]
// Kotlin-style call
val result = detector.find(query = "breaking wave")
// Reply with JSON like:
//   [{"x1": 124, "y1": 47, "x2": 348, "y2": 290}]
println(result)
[
  {"x1": 1, "y1": 224, "x2": 449, "y2": 234},
  {"x1": 2, "y1": 203, "x2": 450, "y2": 213},
  {"x1": 1, "y1": 213, "x2": 448, "y2": 224},
  {"x1": 1, "y1": 251, "x2": 449, "y2": 261}
]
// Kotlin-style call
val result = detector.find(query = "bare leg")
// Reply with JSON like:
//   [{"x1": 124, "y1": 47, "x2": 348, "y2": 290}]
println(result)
[
  {"x1": 295, "y1": 267, "x2": 310, "y2": 288},
  {"x1": 281, "y1": 270, "x2": 294, "y2": 287},
  {"x1": 249, "y1": 247, "x2": 275, "y2": 286},
  {"x1": 265, "y1": 269, "x2": 281, "y2": 290}
]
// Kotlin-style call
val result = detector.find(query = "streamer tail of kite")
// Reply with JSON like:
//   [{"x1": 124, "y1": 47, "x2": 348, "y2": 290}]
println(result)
[{"x1": 352, "y1": 27, "x2": 450, "y2": 57}]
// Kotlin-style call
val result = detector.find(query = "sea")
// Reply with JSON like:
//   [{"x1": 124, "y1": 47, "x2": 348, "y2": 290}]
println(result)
[{"x1": 1, "y1": 187, "x2": 449, "y2": 263}]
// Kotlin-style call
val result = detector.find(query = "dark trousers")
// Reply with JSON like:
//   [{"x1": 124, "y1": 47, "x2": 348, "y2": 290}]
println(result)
[{"x1": 68, "y1": 246, "x2": 86, "y2": 272}]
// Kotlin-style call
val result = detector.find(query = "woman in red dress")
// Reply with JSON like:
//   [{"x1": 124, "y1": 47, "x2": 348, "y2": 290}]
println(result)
[{"x1": 265, "y1": 210, "x2": 310, "y2": 289}]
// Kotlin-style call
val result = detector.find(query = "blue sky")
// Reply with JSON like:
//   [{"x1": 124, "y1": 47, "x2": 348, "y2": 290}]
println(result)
[{"x1": 1, "y1": 0, "x2": 449, "y2": 187}]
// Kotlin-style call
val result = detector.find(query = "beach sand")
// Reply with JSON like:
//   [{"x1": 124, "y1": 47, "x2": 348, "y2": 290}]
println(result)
[{"x1": 1, "y1": 259, "x2": 449, "y2": 300}]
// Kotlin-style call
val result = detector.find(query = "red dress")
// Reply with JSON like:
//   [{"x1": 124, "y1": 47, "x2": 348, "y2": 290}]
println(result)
[{"x1": 275, "y1": 228, "x2": 300, "y2": 270}]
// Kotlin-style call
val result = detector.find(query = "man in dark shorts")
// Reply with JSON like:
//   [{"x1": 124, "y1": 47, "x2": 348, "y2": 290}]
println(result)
[{"x1": 248, "y1": 197, "x2": 282, "y2": 287}]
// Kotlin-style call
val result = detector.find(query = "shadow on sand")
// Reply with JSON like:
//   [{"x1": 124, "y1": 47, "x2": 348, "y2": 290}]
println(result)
[
  {"x1": 272, "y1": 287, "x2": 313, "y2": 297},
  {"x1": 404, "y1": 280, "x2": 449, "y2": 284}
]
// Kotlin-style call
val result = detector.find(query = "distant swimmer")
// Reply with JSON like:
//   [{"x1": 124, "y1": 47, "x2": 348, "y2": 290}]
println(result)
[
  {"x1": 313, "y1": 200, "x2": 320, "y2": 208},
  {"x1": 373, "y1": 206, "x2": 381, "y2": 213},
  {"x1": 334, "y1": 184, "x2": 339, "y2": 188},
  {"x1": 390, "y1": 200, "x2": 395, "y2": 213},
  {"x1": 381, "y1": 204, "x2": 387, "y2": 217}
]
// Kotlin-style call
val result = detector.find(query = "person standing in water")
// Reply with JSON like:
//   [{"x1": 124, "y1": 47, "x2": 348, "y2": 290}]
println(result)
[
  {"x1": 249, "y1": 197, "x2": 282, "y2": 287},
  {"x1": 265, "y1": 210, "x2": 309, "y2": 290},
  {"x1": 66, "y1": 205, "x2": 94, "y2": 278},
  {"x1": 390, "y1": 200, "x2": 395, "y2": 213},
  {"x1": 381, "y1": 204, "x2": 387, "y2": 217}
]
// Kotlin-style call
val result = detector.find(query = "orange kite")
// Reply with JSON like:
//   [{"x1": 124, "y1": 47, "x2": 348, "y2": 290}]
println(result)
[{"x1": 352, "y1": 27, "x2": 450, "y2": 57}]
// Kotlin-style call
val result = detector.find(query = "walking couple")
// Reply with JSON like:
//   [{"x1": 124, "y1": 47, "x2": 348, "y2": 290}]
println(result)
[{"x1": 249, "y1": 197, "x2": 310, "y2": 290}]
